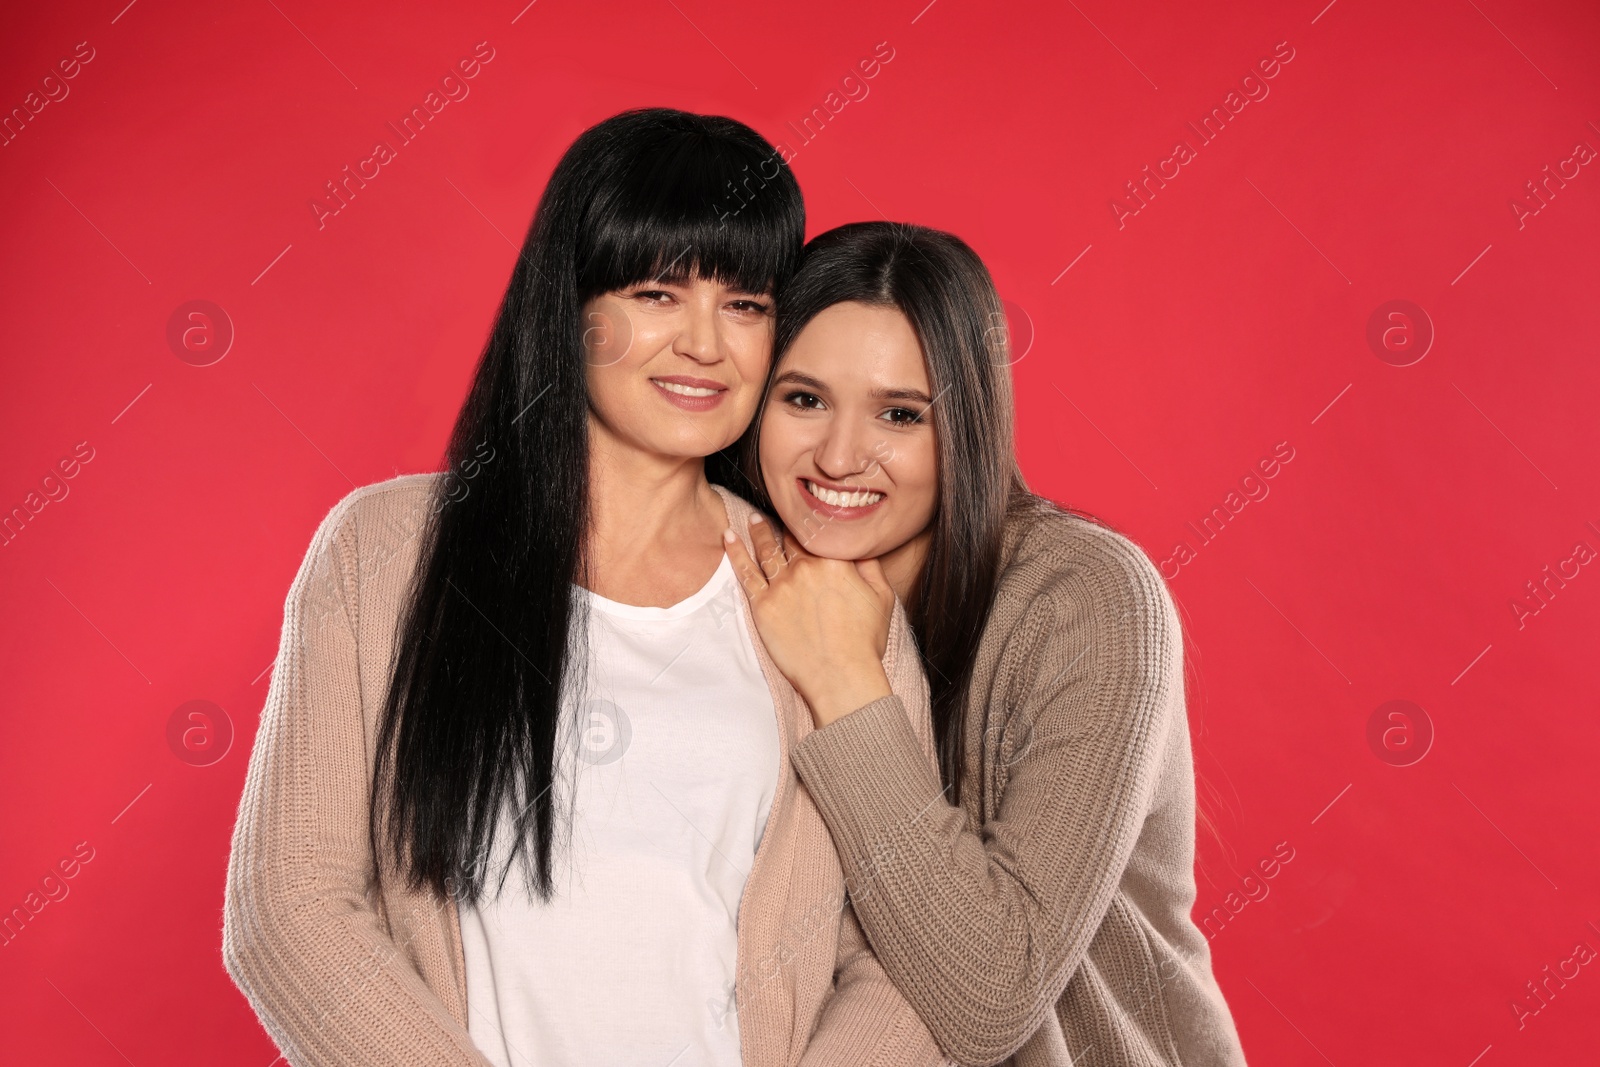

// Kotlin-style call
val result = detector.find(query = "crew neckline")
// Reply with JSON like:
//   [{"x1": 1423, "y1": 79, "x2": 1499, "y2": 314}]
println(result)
[{"x1": 581, "y1": 553, "x2": 735, "y2": 621}]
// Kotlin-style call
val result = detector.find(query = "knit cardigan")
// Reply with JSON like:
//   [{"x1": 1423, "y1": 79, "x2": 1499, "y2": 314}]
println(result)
[
  {"x1": 221, "y1": 473, "x2": 952, "y2": 1067},
  {"x1": 790, "y1": 499, "x2": 1248, "y2": 1067}
]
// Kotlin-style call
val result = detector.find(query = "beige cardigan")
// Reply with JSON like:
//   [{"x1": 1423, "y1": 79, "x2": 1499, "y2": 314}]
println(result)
[
  {"x1": 221, "y1": 474, "x2": 951, "y2": 1067},
  {"x1": 789, "y1": 499, "x2": 1248, "y2": 1066}
]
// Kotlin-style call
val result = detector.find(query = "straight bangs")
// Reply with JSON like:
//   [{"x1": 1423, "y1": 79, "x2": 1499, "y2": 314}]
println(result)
[
  {"x1": 577, "y1": 132, "x2": 801, "y2": 300},
  {"x1": 373, "y1": 108, "x2": 804, "y2": 907}
]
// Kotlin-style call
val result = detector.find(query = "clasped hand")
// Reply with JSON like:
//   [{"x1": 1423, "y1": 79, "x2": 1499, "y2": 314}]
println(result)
[{"x1": 723, "y1": 514, "x2": 895, "y2": 728}]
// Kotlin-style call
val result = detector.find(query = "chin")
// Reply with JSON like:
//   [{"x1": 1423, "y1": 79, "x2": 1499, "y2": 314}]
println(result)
[
  {"x1": 783, "y1": 521, "x2": 875, "y2": 562},
  {"x1": 646, "y1": 426, "x2": 740, "y2": 459}
]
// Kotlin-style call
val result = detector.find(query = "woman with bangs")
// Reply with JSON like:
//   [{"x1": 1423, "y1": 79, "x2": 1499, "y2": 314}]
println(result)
[
  {"x1": 223, "y1": 111, "x2": 951, "y2": 1067},
  {"x1": 722, "y1": 222, "x2": 1249, "y2": 1065}
]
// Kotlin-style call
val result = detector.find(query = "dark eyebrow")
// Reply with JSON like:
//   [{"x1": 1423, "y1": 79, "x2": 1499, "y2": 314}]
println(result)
[
  {"x1": 774, "y1": 370, "x2": 931, "y2": 404},
  {"x1": 775, "y1": 370, "x2": 828, "y2": 391},
  {"x1": 875, "y1": 386, "x2": 933, "y2": 403}
]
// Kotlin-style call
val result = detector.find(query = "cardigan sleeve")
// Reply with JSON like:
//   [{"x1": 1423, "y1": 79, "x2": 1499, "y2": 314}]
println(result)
[
  {"x1": 789, "y1": 535, "x2": 1181, "y2": 1067},
  {"x1": 221, "y1": 499, "x2": 493, "y2": 1067},
  {"x1": 800, "y1": 900, "x2": 955, "y2": 1066}
]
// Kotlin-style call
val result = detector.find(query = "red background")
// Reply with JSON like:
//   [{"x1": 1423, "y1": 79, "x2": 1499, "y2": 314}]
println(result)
[{"x1": 3, "y1": 1, "x2": 1597, "y2": 1063}]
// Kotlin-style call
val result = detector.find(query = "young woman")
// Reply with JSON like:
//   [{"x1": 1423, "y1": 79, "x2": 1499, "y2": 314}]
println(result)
[
  {"x1": 222, "y1": 111, "x2": 950, "y2": 1067},
  {"x1": 722, "y1": 221, "x2": 1249, "y2": 1066}
]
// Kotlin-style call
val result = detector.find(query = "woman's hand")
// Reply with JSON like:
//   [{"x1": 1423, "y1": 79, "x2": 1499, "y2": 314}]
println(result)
[{"x1": 724, "y1": 514, "x2": 896, "y2": 728}]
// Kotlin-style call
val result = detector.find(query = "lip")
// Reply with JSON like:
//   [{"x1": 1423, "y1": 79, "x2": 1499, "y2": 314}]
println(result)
[
  {"x1": 797, "y1": 477, "x2": 887, "y2": 521},
  {"x1": 650, "y1": 375, "x2": 729, "y2": 412}
]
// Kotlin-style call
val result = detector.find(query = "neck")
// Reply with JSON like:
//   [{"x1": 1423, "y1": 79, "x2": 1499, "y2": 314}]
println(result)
[
  {"x1": 585, "y1": 414, "x2": 726, "y2": 573},
  {"x1": 877, "y1": 528, "x2": 932, "y2": 607}
]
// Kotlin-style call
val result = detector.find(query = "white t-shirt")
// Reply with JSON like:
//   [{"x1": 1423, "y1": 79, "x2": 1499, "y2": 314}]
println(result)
[{"x1": 458, "y1": 553, "x2": 781, "y2": 1067}]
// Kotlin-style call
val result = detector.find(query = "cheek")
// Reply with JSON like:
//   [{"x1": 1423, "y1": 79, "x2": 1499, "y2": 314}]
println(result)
[
  {"x1": 899, "y1": 441, "x2": 940, "y2": 524},
  {"x1": 581, "y1": 301, "x2": 639, "y2": 369},
  {"x1": 758, "y1": 412, "x2": 800, "y2": 481},
  {"x1": 583, "y1": 362, "x2": 627, "y2": 427},
  {"x1": 731, "y1": 327, "x2": 773, "y2": 384}
]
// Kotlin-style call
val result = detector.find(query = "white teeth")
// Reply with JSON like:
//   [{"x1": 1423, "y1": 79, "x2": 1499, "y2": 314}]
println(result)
[
  {"x1": 655, "y1": 380, "x2": 720, "y2": 397},
  {"x1": 806, "y1": 481, "x2": 883, "y2": 508}
]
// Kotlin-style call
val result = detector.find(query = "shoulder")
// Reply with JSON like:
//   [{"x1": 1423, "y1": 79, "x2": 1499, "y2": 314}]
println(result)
[
  {"x1": 998, "y1": 500, "x2": 1175, "y2": 628},
  {"x1": 710, "y1": 484, "x2": 775, "y2": 562},
  {"x1": 313, "y1": 473, "x2": 444, "y2": 557},
  {"x1": 710, "y1": 483, "x2": 761, "y2": 528},
  {"x1": 325, "y1": 471, "x2": 443, "y2": 529},
  {"x1": 292, "y1": 474, "x2": 444, "y2": 619},
  {"x1": 988, "y1": 500, "x2": 1183, "y2": 713}
]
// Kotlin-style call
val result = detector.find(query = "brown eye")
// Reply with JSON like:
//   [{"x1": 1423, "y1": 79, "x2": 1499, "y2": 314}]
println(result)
[{"x1": 783, "y1": 390, "x2": 824, "y2": 410}]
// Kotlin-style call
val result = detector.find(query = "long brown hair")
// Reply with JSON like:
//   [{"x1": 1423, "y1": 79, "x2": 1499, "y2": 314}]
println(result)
[{"x1": 721, "y1": 221, "x2": 1031, "y2": 805}]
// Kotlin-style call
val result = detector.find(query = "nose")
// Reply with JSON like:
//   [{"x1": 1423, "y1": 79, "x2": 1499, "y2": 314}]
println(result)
[
  {"x1": 672, "y1": 295, "x2": 721, "y2": 364},
  {"x1": 813, "y1": 416, "x2": 883, "y2": 482}
]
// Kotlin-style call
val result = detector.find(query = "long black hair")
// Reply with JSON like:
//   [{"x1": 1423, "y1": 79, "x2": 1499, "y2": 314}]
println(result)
[
  {"x1": 730, "y1": 222, "x2": 1033, "y2": 806},
  {"x1": 371, "y1": 108, "x2": 804, "y2": 906}
]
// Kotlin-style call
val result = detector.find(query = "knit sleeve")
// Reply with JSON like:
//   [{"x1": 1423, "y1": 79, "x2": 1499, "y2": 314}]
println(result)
[
  {"x1": 800, "y1": 900, "x2": 955, "y2": 1067},
  {"x1": 789, "y1": 530, "x2": 1181, "y2": 1067},
  {"x1": 221, "y1": 496, "x2": 492, "y2": 1067}
]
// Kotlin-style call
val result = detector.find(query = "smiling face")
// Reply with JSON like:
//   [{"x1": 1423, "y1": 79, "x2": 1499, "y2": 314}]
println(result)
[
  {"x1": 583, "y1": 273, "x2": 775, "y2": 460},
  {"x1": 758, "y1": 301, "x2": 940, "y2": 563}
]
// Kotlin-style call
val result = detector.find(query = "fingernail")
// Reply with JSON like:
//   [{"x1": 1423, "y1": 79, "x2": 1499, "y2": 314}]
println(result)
[
  {"x1": 749, "y1": 513, "x2": 765, "y2": 524},
  {"x1": 723, "y1": 528, "x2": 737, "y2": 543}
]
